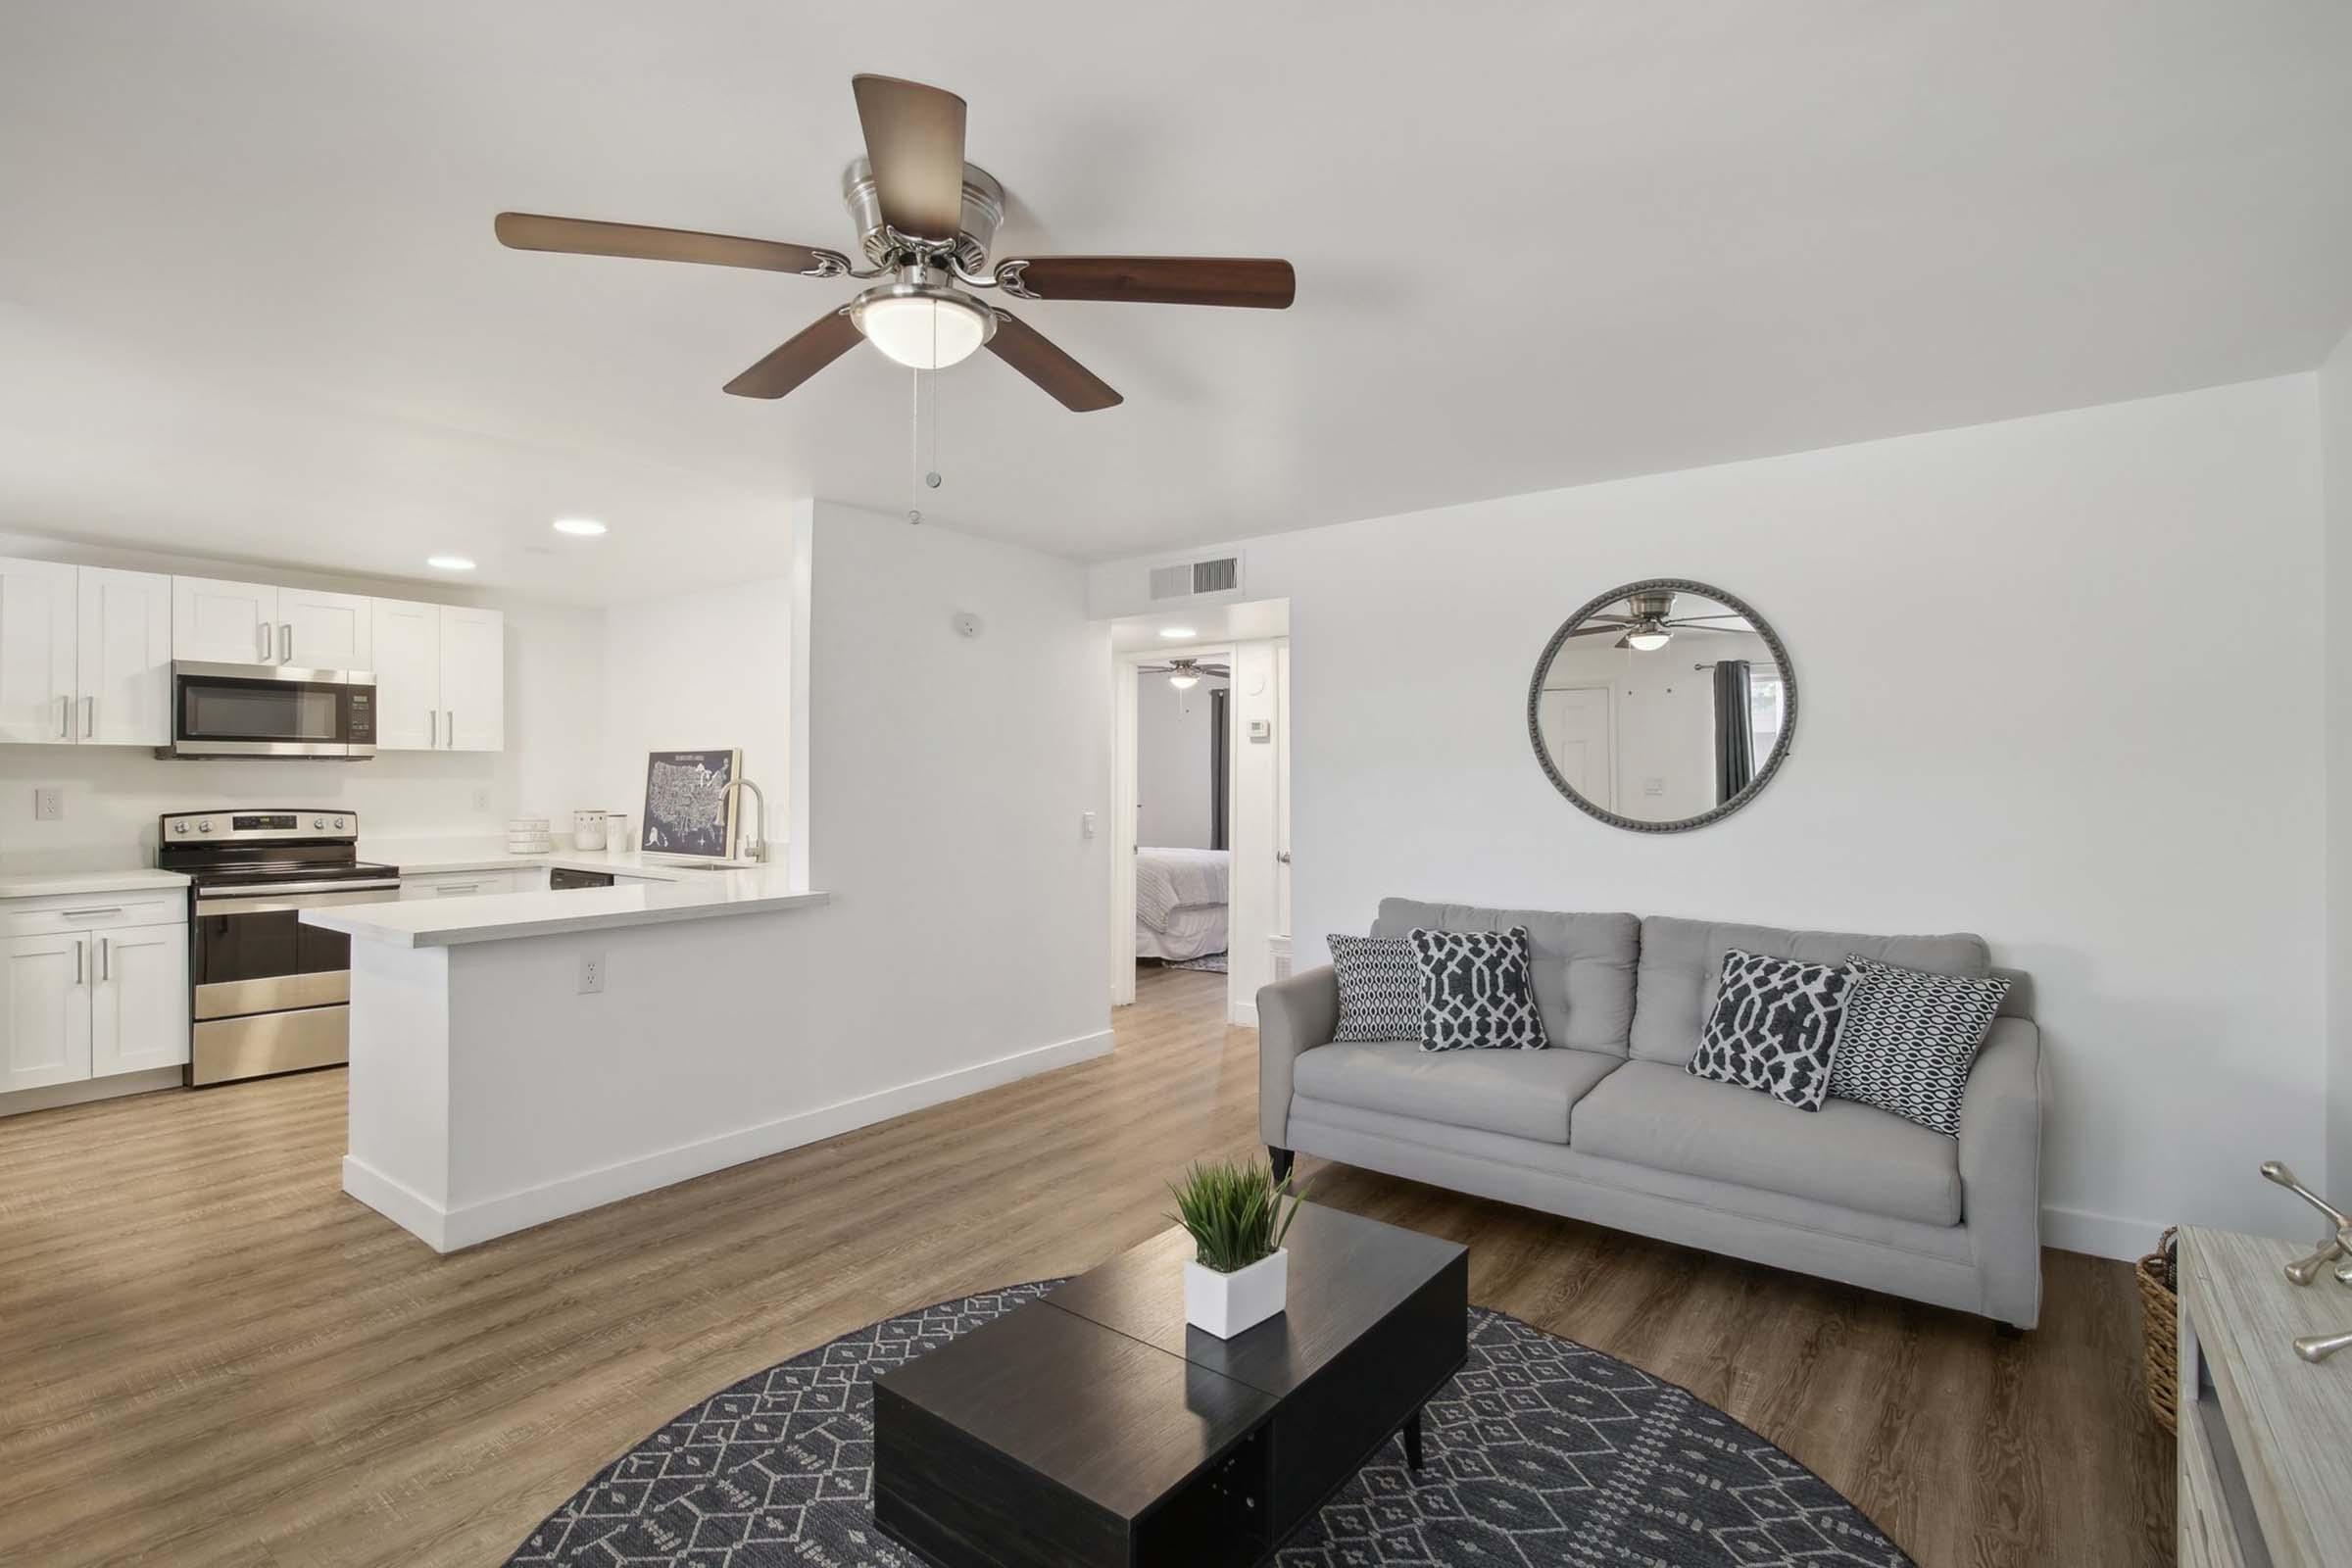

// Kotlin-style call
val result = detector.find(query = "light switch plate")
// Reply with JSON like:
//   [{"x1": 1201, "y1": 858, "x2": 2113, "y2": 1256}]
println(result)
[{"x1": 33, "y1": 786, "x2": 62, "y2": 821}]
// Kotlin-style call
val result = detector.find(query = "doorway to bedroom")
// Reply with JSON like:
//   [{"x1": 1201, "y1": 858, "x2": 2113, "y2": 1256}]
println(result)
[{"x1": 1106, "y1": 600, "x2": 1291, "y2": 1026}]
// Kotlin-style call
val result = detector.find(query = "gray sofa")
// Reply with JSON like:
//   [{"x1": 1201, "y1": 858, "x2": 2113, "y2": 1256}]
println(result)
[{"x1": 1258, "y1": 899, "x2": 2045, "y2": 1330}]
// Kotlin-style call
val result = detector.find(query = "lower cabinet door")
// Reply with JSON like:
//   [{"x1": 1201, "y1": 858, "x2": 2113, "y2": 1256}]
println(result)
[
  {"x1": 2, "y1": 932, "x2": 95, "y2": 1092},
  {"x1": 92, "y1": 923, "x2": 190, "y2": 1077}
]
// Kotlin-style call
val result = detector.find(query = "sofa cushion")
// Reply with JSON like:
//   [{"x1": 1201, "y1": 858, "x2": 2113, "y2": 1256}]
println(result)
[
  {"x1": 1629, "y1": 915, "x2": 1990, "y2": 1065},
  {"x1": 1293, "y1": 1041, "x2": 1622, "y2": 1145},
  {"x1": 1328, "y1": 934, "x2": 1422, "y2": 1042},
  {"x1": 1570, "y1": 1060, "x2": 1962, "y2": 1226},
  {"x1": 1374, "y1": 899, "x2": 1640, "y2": 1055},
  {"x1": 1688, "y1": 949, "x2": 1856, "y2": 1110},
  {"x1": 1407, "y1": 926, "x2": 1545, "y2": 1052}
]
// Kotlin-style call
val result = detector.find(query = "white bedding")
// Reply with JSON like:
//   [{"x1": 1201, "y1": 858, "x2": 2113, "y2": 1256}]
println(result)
[{"x1": 1136, "y1": 847, "x2": 1230, "y2": 961}]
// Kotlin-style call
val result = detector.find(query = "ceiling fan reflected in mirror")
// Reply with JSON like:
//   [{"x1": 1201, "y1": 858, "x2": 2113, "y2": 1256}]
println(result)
[
  {"x1": 1140, "y1": 657, "x2": 1230, "y2": 690},
  {"x1": 494, "y1": 74, "x2": 1296, "y2": 413},
  {"x1": 1558, "y1": 591, "x2": 1751, "y2": 652}
]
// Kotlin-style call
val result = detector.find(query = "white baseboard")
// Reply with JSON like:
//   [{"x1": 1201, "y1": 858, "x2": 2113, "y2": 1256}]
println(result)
[
  {"x1": 1229, "y1": 998, "x2": 1257, "y2": 1028},
  {"x1": 2041, "y1": 1202, "x2": 2160, "y2": 1261},
  {"x1": 347, "y1": 1028, "x2": 1114, "y2": 1253},
  {"x1": 0, "y1": 1065, "x2": 183, "y2": 1119}
]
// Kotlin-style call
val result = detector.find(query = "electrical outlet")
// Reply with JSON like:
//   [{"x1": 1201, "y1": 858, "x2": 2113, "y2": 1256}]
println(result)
[
  {"x1": 33, "y1": 787, "x2": 62, "y2": 822},
  {"x1": 472, "y1": 788, "x2": 491, "y2": 810},
  {"x1": 577, "y1": 954, "x2": 605, "y2": 995}
]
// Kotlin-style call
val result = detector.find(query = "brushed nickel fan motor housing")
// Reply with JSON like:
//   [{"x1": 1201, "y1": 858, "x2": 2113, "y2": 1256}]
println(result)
[{"x1": 841, "y1": 158, "x2": 1004, "y2": 273}]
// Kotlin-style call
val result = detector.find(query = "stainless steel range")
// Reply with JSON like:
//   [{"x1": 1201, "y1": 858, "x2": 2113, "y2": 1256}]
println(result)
[{"x1": 159, "y1": 810, "x2": 398, "y2": 1086}]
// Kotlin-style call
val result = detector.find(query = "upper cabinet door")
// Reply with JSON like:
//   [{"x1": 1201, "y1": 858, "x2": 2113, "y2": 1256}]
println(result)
[
  {"x1": 438, "y1": 607, "x2": 505, "y2": 751},
  {"x1": 279, "y1": 587, "x2": 374, "y2": 670},
  {"x1": 370, "y1": 599, "x2": 441, "y2": 751},
  {"x1": 0, "y1": 557, "x2": 79, "y2": 745},
  {"x1": 172, "y1": 576, "x2": 278, "y2": 664},
  {"x1": 75, "y1": 567, "x2": 172, "y2": 746}
]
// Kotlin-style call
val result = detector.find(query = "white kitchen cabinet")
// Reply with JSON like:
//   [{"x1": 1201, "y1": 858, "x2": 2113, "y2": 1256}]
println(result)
[
  {"x1": 1, "y1": 932, "x2": 94, "y2": 1093},
  {"x1": 437, "y1": 606, "x2": 505, "y2": 752},
  {"x1": 278, "y1": 586, "x2": 374, "y2": 669},
  {"x1": 400, "y1": 869, "x2": 532, "y2": 899},
  {"x1": 371, "y1": 598, "x2": 442, "y2": 750},
  {"x1": 75, "y1": 567, "x2": 173, "y2": 746},
  {"x1": 0, "y1": 558, "x2": 78, "y2": 745},
  {"x1": 172, "y1": 575, "x2": 279, "y2": 664},
  {"x1": 90, "y1": 923, "x2": 190, "y2": 1077}
]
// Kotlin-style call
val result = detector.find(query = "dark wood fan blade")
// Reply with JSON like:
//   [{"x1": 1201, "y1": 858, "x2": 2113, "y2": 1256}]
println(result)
[
  {"x1": 1561, "y1": 625, "x2": 1625, "y2": 637},
  {"x1": 997, "y1": 256, "x2": 1295, "y2": 309},
  {"x1": 985, "y1": 310, "x2": 1122, "y2": 412},
  {"x1": 494, "y1": 214, "x2": 846, "y2": 276},
  {"x1": 852, "y1": 74, "x2": 967, "y2": 239},
  {"x1": 723, "y1": 310, "x2": 862, "y2": 399}
]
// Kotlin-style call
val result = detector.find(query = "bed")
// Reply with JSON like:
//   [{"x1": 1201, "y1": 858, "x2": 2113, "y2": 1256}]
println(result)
[{"x1": 1136, "y1": 847, "x2": 1230, "y2": 962}]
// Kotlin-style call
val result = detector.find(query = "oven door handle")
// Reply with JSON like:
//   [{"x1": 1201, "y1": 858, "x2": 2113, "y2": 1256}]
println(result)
[{"x1": 197, "y1": 882, "x2": 403, "y2": 914}]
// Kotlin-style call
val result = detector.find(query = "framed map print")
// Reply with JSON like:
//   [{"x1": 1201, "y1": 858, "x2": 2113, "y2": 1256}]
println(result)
[{"x1": 639, "y1": 749, "x2": 744, "y2": 864}]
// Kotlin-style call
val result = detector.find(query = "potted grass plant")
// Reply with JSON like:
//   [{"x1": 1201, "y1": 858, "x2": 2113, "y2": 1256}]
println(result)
[{"x1": 1169, "y1": 1156, "x2": 1310, "y2": 1339}]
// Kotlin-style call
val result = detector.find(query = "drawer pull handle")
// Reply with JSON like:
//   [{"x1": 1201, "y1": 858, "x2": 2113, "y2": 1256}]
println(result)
[{"x1": 60, "y1": 906, "x2": 126, "y2": 918}]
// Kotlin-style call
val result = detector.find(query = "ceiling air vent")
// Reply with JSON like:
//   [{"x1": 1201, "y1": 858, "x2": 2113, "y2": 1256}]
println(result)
[{"x1": 1148, "y1": 554, "x2": 1243, "y2": 602}]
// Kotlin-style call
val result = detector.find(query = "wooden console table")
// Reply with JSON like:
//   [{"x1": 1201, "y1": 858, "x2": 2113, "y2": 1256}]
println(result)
[{"x1": 2176, "y1": 1226, "x2": 2352, "y2": 1565}]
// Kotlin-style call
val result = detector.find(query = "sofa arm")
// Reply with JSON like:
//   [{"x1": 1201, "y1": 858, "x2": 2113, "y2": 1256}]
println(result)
[
  {"x1": 1258, "y1": 965, "x2": 1341, "y2": 1148},
  {"x1": 1958, "y1": 1016, "x2": 2044, "y2": 1328}
]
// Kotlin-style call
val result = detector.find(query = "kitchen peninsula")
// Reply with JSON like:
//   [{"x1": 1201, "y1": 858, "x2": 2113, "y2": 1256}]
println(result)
[{"x1": 304, "y1": 855, "x2": 837, "y2": 1251}]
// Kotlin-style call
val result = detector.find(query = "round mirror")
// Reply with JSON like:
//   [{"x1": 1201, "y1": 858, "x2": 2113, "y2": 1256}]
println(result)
[{"x1": 1527, "y1": 578, "x2": 1796, "y2": 832}]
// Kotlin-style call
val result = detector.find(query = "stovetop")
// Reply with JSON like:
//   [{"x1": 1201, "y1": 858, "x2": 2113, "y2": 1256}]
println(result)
[{"x1": 157, "y1": 809, "x2": 387, "y2": 887}]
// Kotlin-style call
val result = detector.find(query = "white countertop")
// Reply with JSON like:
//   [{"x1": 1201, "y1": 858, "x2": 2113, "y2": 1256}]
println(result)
[
  {"x1": 0, "y1": 866, "x2": 191, "y2": 899},
  {"x1": 310, "y1": 839, "x2": 827, "y2": 948}
]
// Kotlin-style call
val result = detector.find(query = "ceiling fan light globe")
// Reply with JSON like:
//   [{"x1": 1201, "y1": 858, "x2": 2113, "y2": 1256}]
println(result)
[
  {"x1": 1167, "y1": 672, "x2": 1200, "y2": 690},
  {"x1": 1626, "y1": 628, "x2": 1672, "y2": 652},
  {"x1": 852, "y1": 287, "x2": 993, "y2": 369}
]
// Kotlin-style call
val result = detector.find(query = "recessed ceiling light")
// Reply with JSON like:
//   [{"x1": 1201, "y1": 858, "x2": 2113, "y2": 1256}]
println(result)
[
  {"x1": 552, "y1": 517, "x2": 608, "y2": 536},
  {"x1": 1159, "y1": 626, "x2": 1197, "y2": 639},
  {"x1": 427, "y1": 555, "x2": 476, "y2": 571}
]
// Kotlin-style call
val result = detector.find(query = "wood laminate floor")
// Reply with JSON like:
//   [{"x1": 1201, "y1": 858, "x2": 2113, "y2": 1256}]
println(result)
[{"x1": 0, "y1": 965, "x2": 2171, "y2": 1567}]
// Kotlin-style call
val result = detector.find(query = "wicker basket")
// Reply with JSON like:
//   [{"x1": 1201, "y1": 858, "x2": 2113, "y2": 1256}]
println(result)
[{"x1": 2135, "y1": 1226, "x2": 2179, "y2": 1435}]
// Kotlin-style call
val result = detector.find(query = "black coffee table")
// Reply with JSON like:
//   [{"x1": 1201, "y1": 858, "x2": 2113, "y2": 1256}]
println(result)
[{"x1": 873, "y1": 1202, "x2": 1468, "y2": 1568}]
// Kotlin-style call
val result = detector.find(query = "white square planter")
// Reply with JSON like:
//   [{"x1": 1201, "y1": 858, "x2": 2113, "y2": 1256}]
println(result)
[{"x1": 1184, "y1": 1249, "x2": 1289, "y2": 1339}]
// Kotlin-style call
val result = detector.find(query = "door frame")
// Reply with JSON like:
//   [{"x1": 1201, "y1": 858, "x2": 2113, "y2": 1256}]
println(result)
[{"x1": 1110, "y1": 643, "x2": 1236, "y2": 1007}]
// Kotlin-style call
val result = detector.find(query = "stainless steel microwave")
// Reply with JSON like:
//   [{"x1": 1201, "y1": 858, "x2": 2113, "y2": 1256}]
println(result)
[{"x1": 158, "y1": 662, "x2": 377, "y2": 760}]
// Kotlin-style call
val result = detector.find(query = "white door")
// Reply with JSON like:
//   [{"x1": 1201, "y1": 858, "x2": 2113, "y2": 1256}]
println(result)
[
  {"x1": 0, "y1": 557, "x2": 79, "y2": 745},
  {"x1": 1, "y1": 932, "x2": 93, "y2": 1092},
  {"x1": 279, "y1": 587, "x2": 374, "y2": 669},
  {"x1": 172, "y1": 576, "x2": 278, "y2": 664},
  {"x1": 1539, "y1": 685, "x2": 1615, "y2": 809},
  {"x1": 438, "y1": 606, "x2": 505, "y2": 751},
  {"x1": 76, "y1": 567, "x2": 173, "y2": 746},
  {"x1": 370, "y1": 599, "x2": 441, "y2": 750},
  {"x1": 90, "y1": 924, "x2": 190, "y2": 1077},
  {"x1": 1273, "y1": 639, "x2": 1292, "y2": 940}
]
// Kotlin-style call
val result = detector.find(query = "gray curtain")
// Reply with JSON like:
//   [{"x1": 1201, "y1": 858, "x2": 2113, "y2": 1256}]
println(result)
[{"x1": 1714, "y1": 660, "x2": 1754, "y2": 804}]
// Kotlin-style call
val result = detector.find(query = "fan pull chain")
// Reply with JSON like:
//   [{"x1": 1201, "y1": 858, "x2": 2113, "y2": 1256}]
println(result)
[{"x1": 906, "y1": 358, "x2": 945, "y2": 525}]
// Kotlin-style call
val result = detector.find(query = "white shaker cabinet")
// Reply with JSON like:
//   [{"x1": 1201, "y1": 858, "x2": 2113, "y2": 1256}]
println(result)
[
  {"x1": 371, "y1": 598, "x2": 442, "y2": 750},
  {"x1": 278, "y1": 587, "x2": 374, "y2": 669},
  {"x1": 1, "y1": 933, "x2": 94, "y2": 1093},
  {"x1": 437, "y1": 606, "x2": 505, "y2": 752},
  {"x1": 0, "y1": 558, "x2": 78, "y2": 745},
  {"x1": 172, "y1": 575, "x2": 280, "y2": 664},
  {"x1": 75, "y1": 567, "x2": 173, "y2": 746},
  {"x1": 90, "y1": 923, "x2": 190, "y2": 1077}
]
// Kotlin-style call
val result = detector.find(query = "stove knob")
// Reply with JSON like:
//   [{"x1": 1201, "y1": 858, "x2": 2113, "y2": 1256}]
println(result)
[
  {"x1": 172, "y1": 821, "x2": 188, "y2": 835},
  {"x1": 196, "y1": 820, "x2": 212, "y2": 833},
  {"x1": 333, "y1": 816, "x2": 347, "y2": 830},
  {"x1": 314, "y1": 817, "x2": 326, "y2": 829}
]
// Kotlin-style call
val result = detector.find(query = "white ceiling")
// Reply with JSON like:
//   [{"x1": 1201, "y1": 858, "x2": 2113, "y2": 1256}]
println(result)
[{"x1": 3, "y1": 2, "x2": 2348, "y2": 604}]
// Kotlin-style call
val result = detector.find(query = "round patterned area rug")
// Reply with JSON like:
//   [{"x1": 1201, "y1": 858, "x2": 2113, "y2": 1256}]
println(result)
[{"x1": 508, "y1": 1282, "x2": 1911, "y2": 1567}]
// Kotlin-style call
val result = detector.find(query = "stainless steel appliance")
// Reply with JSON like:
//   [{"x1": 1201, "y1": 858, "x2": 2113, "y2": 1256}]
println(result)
[
  {"x1": 160, "y1": 810, "x2": 398, "y2": 1086},
  {"x1": 158, "y1": 662, "x2": 376, "y2": 760},
  {"x1": 549, "y1": 866, "x2": 614, "y2": 890}
]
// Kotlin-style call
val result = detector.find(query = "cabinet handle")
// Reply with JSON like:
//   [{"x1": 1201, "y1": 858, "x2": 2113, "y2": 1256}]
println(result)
[
  {"x1": 59, "y1": 906, "x2": 124, "y2": 918},
  {"x1": 58, "y1": 695, "x2": 70, "y2": 739},
  {"x1": 82, "y1": 695, "x2": 95, "y2": 738},
  {"x1": 279, "y1": 623, "x2": 292, "y2": 663},
  {"x1": 259, "y1": 622, "x2": 271, "y2": 661},
  {"x1": 446, "y1": 709, "x2": 456, "y2": 749},
  {"x1": 74, "y1": 938, "x2": 84, "y2": 985},
  {"x1": 99, "y1": 937, "x2": 110, "y2": 982},
  {"x1": 429, "y1": 709, "x2": 436, "y2": 747}
]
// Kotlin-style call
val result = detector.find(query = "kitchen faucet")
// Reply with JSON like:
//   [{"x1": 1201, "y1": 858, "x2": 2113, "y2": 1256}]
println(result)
[{"x1": 722, "y1": 777, "x2": 768, "y2": 863}]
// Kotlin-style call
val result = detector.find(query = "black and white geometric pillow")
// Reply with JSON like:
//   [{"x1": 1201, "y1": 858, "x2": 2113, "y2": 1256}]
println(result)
[
  {"x1": 1327, "y1": 934, "x2": 1423, "y2": 1042},
  {"x1": 1687, "y1": 949, "x2": 1855, "y2": 1110},
  {"x1": 1407, "y1": 927, "x2": 1547, "y2": 1053},
  {"x1": 1829, "y1": 956, "x2": 2012, "y2": 1136}
]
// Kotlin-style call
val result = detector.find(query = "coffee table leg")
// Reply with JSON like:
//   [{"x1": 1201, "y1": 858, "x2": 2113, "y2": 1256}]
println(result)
[{"x1": 1401, "y1": 1407, "x2": 1423, "y2": 1473}]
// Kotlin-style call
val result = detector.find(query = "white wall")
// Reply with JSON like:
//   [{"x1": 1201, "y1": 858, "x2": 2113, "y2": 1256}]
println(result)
[
  {"x1": 786, "y1": 499, "x2": 1110, "y2": 1091},
  {"x1": 600, "y1": 577, "x2": 793, "y2": 849},
  {"x1": 0, "y1": 531, "x2": 606, "y2": 866},
  {"x1": 1136, "y1": 668, "x2": 1228, "y2": 849},
  {"x1": 2325, "y1": 325, "x2": 2352, "y2": 1196},
  {"x1": 1092, "y1": 374, "x2": 2327, "y2": 1257}
]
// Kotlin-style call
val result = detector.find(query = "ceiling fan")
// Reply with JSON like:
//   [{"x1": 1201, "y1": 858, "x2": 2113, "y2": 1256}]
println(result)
[
  {"x1": 1140, "y1": 657, "x2": 1229, "y2": 690},
  {"x1": 1563, "y1": 591, "x2": 1751, "y2": 652},
  {"x1": 494, "y1": 74, "x2": 1296, "y2": 414}
]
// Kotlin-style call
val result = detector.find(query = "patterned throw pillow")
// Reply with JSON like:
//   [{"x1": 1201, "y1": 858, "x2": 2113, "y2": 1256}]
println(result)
[
  {"x1": 1829, "y1": 956, "x2": 2012, "y2": 1136},
  {"x1": 1406, "y1": 927, "x2": 1546, "y2": 1053},
  {"x1": 1327, "y1": 934, "x2": 1422, "y2": 1042},
  {"x1": 1687, "y1": 949, "x2": 1855, "y2": 1110}
]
